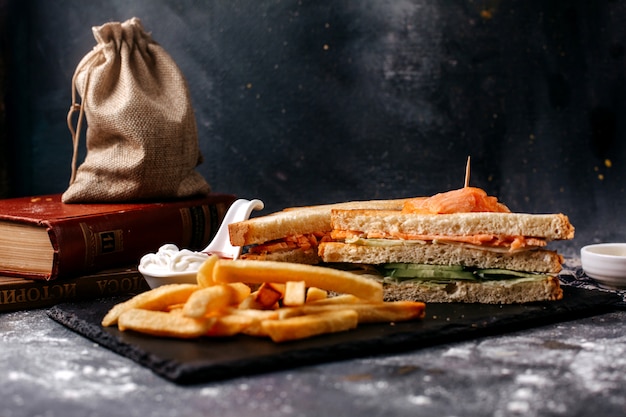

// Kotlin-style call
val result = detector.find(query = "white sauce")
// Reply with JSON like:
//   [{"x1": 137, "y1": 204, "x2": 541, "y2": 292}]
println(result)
[{"x1": 139, "y1": 244, "x2": 208, "y2": 273}]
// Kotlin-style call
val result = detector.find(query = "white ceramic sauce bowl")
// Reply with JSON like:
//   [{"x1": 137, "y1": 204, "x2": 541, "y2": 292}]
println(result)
[
  {"x1": 581, "y1": 243, "x2": 626, "y2": 289},
  {"x1": 138, "y1": 198, "x2": 265, "y2": 289},
  {"x1": 138, "y1": 266, "x2": 199, "y2": 289}
]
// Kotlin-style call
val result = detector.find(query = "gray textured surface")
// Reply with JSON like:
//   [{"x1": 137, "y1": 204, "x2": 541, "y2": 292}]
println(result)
[{"x1": 3, "y1": 294, "x2": 626, "y2": 416}]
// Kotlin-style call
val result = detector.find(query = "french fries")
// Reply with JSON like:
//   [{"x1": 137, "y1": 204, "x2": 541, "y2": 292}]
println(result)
[
  {"x1": 305, "y1": 287, "x2": 328, "y2": 303},
  {"x1": 196, "y1": 254, "x2": 219, "y2": 287},
  {"x1": 117, "y1": 308, "x2": 215, "y2": 338},
  {"x1": 213, "y1": 260, "x2": 384, "y2": 302},
  {"x1": 254, "y1": 283, "x2": 284, "y2": 308},
  {"x1": 103, "y1": 258, "x2": 425, "y2": 343},
  {"x1": 101, "y1": 283, "x2": 199, "y2": 326},
  {"x1": 262, "y1": 310, "x2": 358, "y2": 343},
  {"x1": 276, "y1": 301, "x2": 427, "y2": 323},
  {"x1": 206, "y1": 313, "x2": 256, "y2": 337},
  {"x1": 283, "y1": 281, "x2": 306, "y2": 306},
  {"x1": 182, "y1": 283, "x2": 251, "y2": 318}
]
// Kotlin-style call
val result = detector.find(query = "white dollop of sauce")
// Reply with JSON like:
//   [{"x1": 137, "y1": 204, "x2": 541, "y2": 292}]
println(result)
[{"x1": 139, "y1": 244, "x2": 208, "y2": 273}]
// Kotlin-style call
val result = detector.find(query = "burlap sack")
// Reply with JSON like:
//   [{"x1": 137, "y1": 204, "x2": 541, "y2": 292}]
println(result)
[{"x1": 62, "y1": 17, "x2": 210, "y2": 203}]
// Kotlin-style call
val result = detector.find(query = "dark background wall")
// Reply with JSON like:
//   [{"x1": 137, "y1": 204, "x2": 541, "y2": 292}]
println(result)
[
  {"x1": 2, "y1": 0, "x2": 625, "y2": 256},
  {"x1": 0, "y1": 0, "x2": 8, "y2": 197}
]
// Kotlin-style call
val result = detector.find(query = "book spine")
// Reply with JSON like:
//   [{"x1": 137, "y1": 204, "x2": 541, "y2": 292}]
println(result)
[
  {"x1": 41, "y1": 195, "x2": 234, "y2": 280},
  {"x1": 0, "y1": 270, "x2": 150, "y2": 312}
]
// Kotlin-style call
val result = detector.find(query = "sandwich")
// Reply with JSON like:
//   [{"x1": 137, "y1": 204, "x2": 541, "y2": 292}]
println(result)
[
  {"x1": 228, "y1": 199, "x2": 411, "y2": 264},
  {"x1": 318, "y1": 186, "x2": 575, "y2": 304}
]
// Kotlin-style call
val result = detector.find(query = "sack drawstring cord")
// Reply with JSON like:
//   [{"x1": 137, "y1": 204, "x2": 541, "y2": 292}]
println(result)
[{"x1": 66, "y1": 51, "x2": 100, "y2": 185}]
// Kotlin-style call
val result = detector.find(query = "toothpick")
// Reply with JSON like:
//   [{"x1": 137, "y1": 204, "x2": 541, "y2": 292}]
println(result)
[{"x1": 464, "y1": 156, "x2": 471, "y2": 188}]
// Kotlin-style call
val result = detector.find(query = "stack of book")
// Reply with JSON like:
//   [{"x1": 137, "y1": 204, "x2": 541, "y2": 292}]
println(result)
[{"x1": 0, "y1": 193, "x2": 236, "y2": 312}]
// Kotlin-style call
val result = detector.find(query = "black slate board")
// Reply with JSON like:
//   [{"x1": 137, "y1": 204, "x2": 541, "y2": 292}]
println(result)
[{"x1": 47, "y1": 286, "x2": 620, "y2": 385}]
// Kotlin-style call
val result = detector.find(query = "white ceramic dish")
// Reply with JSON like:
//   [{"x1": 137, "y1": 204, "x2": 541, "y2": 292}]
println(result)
[
  {"x1": 580, "y1": 243, "x2": 626, "y2": 289},
  {"x1": 138, "y1": 266, "x2": 199, "y2": 289},
  {"x1": 138, "y1": 198, "x2": 264, "y2": 289}
]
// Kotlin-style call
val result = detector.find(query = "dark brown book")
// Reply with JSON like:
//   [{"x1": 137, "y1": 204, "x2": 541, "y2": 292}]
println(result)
[
  {"x1": 0, "y1": 193, "x2": 236, "y2": 280},
  {"x1": 0, "y1": 267, "x2": 150, "y2": 312}
]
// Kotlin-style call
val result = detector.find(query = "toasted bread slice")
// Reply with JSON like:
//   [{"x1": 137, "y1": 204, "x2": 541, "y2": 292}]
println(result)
[
  {"x1": 319, "y1": 241, "x2": 564, "y2": 273},
  {"x1": 382, "y1": 275, "x2": 563, "y2": 304},
  {"x1": 330, "y1": 210, "x2": 575, "y2": 241},
  {"x1": 229, "y1": 199, "x2": 411, "y2": 247}
]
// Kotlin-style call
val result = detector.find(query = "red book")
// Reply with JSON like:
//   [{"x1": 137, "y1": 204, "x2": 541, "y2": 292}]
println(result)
[{"x1": 0, "y1": 193, "x2": 236, "y2": 280}]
